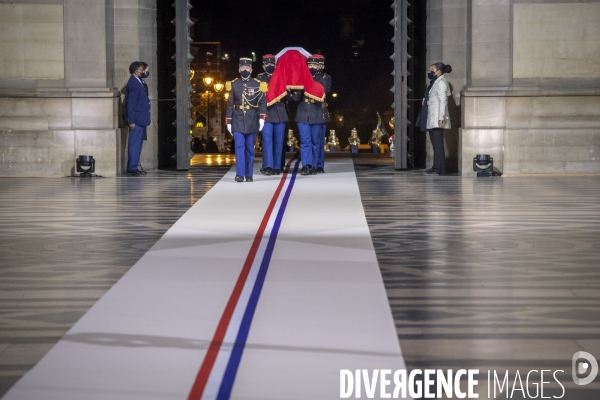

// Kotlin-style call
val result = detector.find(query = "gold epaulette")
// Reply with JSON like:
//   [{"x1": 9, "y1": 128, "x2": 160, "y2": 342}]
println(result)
[
  {"x1": 259, "y1": 81, "x2": 268, "y2": 93},
  {"x1": 225, "y1": 81, "x2": 232, "y2": 92}
]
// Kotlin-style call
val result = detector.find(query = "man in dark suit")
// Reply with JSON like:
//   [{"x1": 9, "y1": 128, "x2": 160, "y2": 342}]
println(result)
[{"x1": 125, "y1": 61, "x2": 151, "y2": 176}]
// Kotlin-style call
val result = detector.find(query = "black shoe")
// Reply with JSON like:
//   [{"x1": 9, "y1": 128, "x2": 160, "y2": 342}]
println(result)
[
  {"x1": 273, "y1": 169, "x2": 281, "y2": 175},
  {"x1": 316, "y1": 167, "x2": 325, "y2": 173},
  {"x1": 137, "y1": 166, "x2": 147, "y2": 174},
  {"x1": 246, "y1": 176, "x2": 253, "y2": 182},
  {"x1": 309, "y1": 167, "x2": 317, "y2": 175},
  {"x1": 260, "y1": 168, "x2": 266, "y2": 175},
  {"x1": 265, "y1": 167, "x2": 273, "y2": 175},
  {"x1": 426, "y1": 168, "x2": 437, "y2": 174},
  {"x1": 235, "y1": 175, "x2": 244, "y2": 182},
  {"x1": 301, "y1": 165, "x2": 311, "y2": 175},
  {"x1": 126, "y1": 170, "x2": 140, "y2": 176}
]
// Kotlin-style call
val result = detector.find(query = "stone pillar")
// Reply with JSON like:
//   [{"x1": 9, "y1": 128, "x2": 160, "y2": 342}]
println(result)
[
  {"x1": 0, "y1": 0, "x2": 157, "y2": 176},
  {"x1": 460, "y1": 0, "x2": 600, "y2": 175}
]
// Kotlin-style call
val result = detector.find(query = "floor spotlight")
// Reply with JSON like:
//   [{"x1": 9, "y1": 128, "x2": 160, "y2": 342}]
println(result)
[
  {"x1": 76, "y1": 155, "x2": 95, "y2": 178},
  {"x1": 473, "y1": 154, "x2": 493, "y2": 177}
]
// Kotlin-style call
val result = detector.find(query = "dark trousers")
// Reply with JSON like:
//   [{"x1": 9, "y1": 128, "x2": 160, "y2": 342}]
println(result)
[
  {"x1": 429, "y1": 128, "x2": 446, "y2": 174},
  {"x1": 314, "y1": 123, "x2": 326, "y2": 168},
  {"x1": 127, "y1": 125, "x2": 145, "y2": 172}
]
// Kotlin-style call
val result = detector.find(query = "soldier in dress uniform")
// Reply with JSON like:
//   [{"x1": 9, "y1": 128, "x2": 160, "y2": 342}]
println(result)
[
  {"x1": 348, "y1": 128, "x2": 360, "y2": 153},
  {"x1": 369, "y1": 130, "x2": 382, "y2": 154},
  {"x1": 293, "y1": 55, "x2": 329, "y2": 175},
  {"x1": 313, "y1": 55, "x2": 331, "y2": 173},
  {"x1": 286, "y1": 129, "x2": 298, "y2": 152},
  {"x1": 257, "y1": 54, "x2": 289, "y2": 175},
  {"x1": 225, "y1": 57, "x2": 267, "y2": 182},
  {"x1": 327, "y1": 129, "x2": 339, "y2": 152}
]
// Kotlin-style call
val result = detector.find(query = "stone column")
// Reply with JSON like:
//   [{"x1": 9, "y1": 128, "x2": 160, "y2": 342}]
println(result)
[
  {"x1": 460, "y1": 0, "x2": 600, "y2": 175},
  {"x1": 0, "y1": 0, "x2": 158, "y2": 176}
]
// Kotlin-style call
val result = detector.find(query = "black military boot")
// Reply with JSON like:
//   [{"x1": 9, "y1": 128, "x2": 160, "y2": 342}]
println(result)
[
  {"x1": 265, "y1": 167, "x2": 273, "y2": 175},
  {"x1": 300, "y1": 165, "x2": 311, "y2": 175},
  {"x1": 317, "y1": 167, "x2": 325, "y2": 173},
  {"x1": 245, "y1": 176, "x2": 253, "y2": 182},
  {"x1": 235, "y1": 175, "x2": 244, "y2": 182},
  {"x1": 273, "y1": 169, "x2": 281, "y2": 175}
]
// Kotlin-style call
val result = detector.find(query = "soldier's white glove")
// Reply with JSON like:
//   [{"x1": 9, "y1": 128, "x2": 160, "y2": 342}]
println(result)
[
  {"x1": 259, "y1": 119, "x2": 265, "y2": 132},
  {"x1": 227, "y1": 124, "x2": 232, "y2": 134}
]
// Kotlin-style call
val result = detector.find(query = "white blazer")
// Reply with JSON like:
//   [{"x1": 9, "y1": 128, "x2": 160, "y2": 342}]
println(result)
[{"x1": 426, "y1": 75, "x2": 452, "y2": 130}]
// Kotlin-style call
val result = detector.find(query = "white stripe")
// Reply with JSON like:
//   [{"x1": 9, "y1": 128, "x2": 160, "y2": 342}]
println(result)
[{"x1": 201, "y1": 175, "x2": 291, "y2": 400}]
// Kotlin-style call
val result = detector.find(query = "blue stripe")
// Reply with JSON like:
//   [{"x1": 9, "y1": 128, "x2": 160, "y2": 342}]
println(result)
[{"x1": 216, "y1": 158, "x2": 301, "y2": 400}]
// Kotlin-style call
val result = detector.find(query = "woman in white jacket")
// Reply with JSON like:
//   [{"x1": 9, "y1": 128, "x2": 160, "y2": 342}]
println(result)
[{"x1": 422, "y1": 62, "x2": 452, "y2": 175}]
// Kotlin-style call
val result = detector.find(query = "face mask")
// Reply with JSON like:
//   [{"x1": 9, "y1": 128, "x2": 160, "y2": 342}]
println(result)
[
  {"x1": 427, "y1": 71, "x2": 437, "y2": 80},
  {"x1": 140, "y1": 71, "x2": 149, "y2": 78},
  {"x1": 309, "y1": 67, "x2": 318, "y2": 75},
  {"x1": 240, "y1": 70, "x2": 251, "y2": 79},
  {"x1": 264, "y1": 65, "x2": 275, "y2": 74}
]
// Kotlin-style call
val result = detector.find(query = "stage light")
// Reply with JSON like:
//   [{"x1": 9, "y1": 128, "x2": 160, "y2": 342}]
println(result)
[
  {"x1": 76, "y1": 155, "x2": 95, "y2": 178},
  {"x1": 473, "y1": 154, "x2": 493, "y2": 177}
]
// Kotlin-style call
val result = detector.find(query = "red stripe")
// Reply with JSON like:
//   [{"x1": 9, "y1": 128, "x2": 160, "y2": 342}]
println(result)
[{"x1": 187, "y1": 154, "x2": 297, "y2": 400}]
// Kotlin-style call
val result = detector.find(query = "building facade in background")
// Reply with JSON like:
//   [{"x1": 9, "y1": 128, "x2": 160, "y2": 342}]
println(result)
[{"x1": 1, "y1": 0, "x2": 599, "y2": 176}]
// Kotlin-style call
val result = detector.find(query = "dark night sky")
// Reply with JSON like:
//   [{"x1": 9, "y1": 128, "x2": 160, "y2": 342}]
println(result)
[{"x1": 191, "y1": 0, "x2": 395, "y2": 140}]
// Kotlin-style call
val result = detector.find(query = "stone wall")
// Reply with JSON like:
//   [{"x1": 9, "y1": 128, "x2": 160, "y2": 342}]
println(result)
[
  {"x1": 0, "y1": 4, "x2": 64, "y2": 80},
  {"x1": 461, "y1": 90, "x2": 600, "y2": 175},
  {"x1": 429, "y1": 0, "x2": 600, "y2": 175},
  {"x1": 0, "y1": 0, "x2": 157, "y2": 177}
]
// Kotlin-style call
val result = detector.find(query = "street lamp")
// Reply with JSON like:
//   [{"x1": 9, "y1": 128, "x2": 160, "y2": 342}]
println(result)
[
  {"x1": 213, "y1": 83, "x2": 225, "y2": 145},
  {"x1": 202, "y1": 77, "x2": 214, "y2": 139}
]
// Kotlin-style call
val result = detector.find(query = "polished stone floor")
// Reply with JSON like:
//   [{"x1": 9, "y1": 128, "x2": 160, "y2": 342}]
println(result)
[
  {"x1": 0, "y1": 168, "x2": 230, "y2": 396},
  {"x1": 355, "y1": 166, "x2": 600, "y2": 398},
  {"x1": 1, "y1": 160, "x2": 599, "y2": 398}
]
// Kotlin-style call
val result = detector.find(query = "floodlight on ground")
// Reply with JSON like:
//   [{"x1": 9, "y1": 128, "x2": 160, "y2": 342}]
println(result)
[
  {"x1": 473, "y1": 154, "x2": 493, "y2": 177},
  {"x1": 76, "y1": 155, "x2": 95, "y2": 178}
]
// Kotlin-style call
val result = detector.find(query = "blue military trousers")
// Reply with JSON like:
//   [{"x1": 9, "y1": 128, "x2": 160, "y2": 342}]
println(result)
[
  {"x1": 127, "y1": 125, "x2": 145, "y2": 172},
  {"x1": 234, "y1": 132, "x2": 256, "y2": 178},
  {"x1": 262, "y1": 122, "x2": 285, "y2": 170},
  {"x1": 314, "y1": 123, "x2": 326, "y2": 169},
  {"x1": 297, "y1": 122, "x2": 320, "y2": 167}
]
